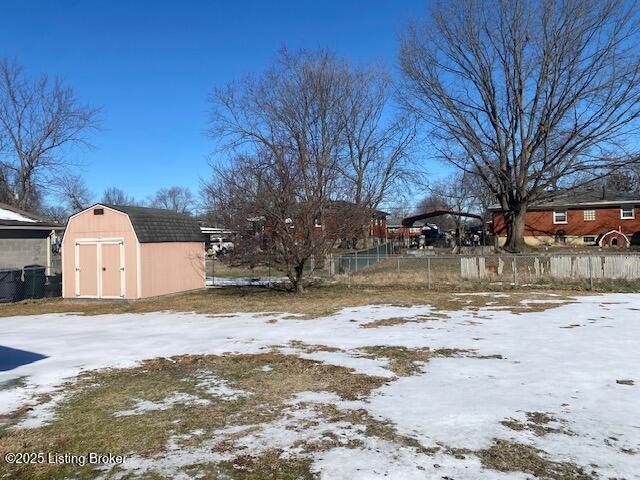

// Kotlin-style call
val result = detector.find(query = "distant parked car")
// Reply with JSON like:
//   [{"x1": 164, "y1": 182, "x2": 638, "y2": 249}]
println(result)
[{"x1": 208, "y1": 237, "x2": 234, "y2": 256}]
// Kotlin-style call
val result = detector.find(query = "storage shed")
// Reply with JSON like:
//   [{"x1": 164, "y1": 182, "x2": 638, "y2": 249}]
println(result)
[{"x1": 62, "y1": 204, "x2": 205, "y2": 299}]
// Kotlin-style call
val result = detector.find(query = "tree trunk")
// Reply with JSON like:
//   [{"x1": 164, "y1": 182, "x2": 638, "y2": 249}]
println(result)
[
  {"x1": 504, "y1": 207, "x2": 527, "y2": 253},
  {"x1": 0, "y1": 171, "x2": 10, "y2": 204},
  {"x1": 290, "y1": 263, "x2": 305, "y2": 294}
]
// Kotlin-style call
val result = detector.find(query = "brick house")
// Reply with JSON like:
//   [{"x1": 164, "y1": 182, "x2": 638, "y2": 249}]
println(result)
[
  {"x1": 317, "y1": 201, "x2": 388, "y2": 247},
  {"x1": 490, "y1": 188, "x2": 640, "y2": 247},
  {"x1": 257, "y1": 201, "x2": 388, "y2": 249}
]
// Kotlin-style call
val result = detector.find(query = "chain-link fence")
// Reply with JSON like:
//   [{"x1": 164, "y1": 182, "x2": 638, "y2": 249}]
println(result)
[
  {"x1": 327, "y1": 253, "x2": 640, "y2": 290},
  {"x1": 337, "y1": 243, "x2": 394, "y2": 273},
  {"x1": 206, "y1": 245, "x2": 640, "y2": 290},
  {"x1": 205, "y1": 243, "x2": 395, "y2": 284},
  {"x1": 206, "y1": 255, "x2": 335, "y2": 284}
]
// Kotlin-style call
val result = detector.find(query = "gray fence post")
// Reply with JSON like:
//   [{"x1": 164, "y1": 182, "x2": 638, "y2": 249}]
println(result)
[
  {"x1": 512, "y1": 256, "x2": 517, "y2": 285},
  {"x1": 355, "y1": 252, "x2": 358, "y2": 273},
  {"x1": 588, "y1": 254, "x2": 593, "y2": 290},
  {"x1": 427, "y1": 256, "x2": 432, "y2": 289},
  {"x1": 397, "y1": 257, "x2": 400, "y2": 274}
]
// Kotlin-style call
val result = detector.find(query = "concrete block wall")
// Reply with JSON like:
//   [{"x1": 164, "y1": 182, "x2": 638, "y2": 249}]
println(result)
[{"x1": 0, "y1": 238, "x2": 49, "y2": 270}]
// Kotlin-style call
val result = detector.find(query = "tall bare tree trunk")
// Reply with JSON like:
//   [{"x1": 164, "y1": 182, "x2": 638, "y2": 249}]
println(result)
[
  {"x1": 504, "y1": 208, "x2": 526, "y2": 253},
  {"x1": 291, "y1": 263, "x2": 305, "y2": 293}
]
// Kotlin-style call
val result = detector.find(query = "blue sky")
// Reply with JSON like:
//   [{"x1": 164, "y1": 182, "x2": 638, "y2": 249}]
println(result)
[{"x1": 1, "y1": 0, "x2": 440, "y2": 205}]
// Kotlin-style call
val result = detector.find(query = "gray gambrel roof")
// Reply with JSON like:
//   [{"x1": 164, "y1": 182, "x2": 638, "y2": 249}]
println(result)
[{"x1": 103, "y1": 204, "x2": 203, "y2": 243}]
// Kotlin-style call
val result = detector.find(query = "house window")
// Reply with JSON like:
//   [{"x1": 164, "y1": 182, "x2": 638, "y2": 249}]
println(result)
[
  {"x1": 583, "y1": 209, "x2": 596, "y2": 221},
  {"x1": 621, "y1": 207, "x2": 635, "y2": 219},
  {"x1": 583, "y1": 235, "x2": 596, "y2": 244},
  {"x1": 553, "y1": 210, "x2": 568, "y2": 224}
]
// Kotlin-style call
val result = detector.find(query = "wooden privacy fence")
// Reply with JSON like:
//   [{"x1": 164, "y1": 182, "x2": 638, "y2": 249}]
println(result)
[{"x1": 461, "y1": 254, "x2": 640, "y2": 282}]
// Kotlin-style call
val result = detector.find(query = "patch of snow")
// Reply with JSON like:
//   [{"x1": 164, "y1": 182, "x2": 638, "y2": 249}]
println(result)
[
  {"x1": 455, "y1": 292, "x2": 511, "y2": 298},
  {"x1": 289, "y1": 391, "x2": 342, "y2": 405},
  {"x1": 519, "y1": 299, "x2": 569, "y2": 304},
  {"x1": 16, "y1": 391, "x2": 66, "y2": 429},
  {"x1": 109, "y1": 431, "x2": 230, "y2": 480},
  {"x1": 365, "y1": 295, "x2": 640, "y2": 479},
  {"x1": 191, "y1": 371, "x2": 250, "y2": 399},
  {"x1": 206, "y1": 276, "x2": 289, "y2": 287},
  {"x1": 298, "y1": 350, "x2": 395, "y2": 378},
  {"x1": 113, "y1": 393, "x2": 211, "y2": 417}
]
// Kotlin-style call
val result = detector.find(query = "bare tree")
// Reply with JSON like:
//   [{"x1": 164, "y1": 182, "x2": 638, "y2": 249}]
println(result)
[
  {"x1": 101, "y1": 187, "x2": 137, "y2": 206},
  {"x1": 206, "y1": 49, "x2": 348, "y2": 293},
  {"x1": 399, "y1": 0, "x2": 640, "y2": 251},
  {"x1": 336, "y1": 65, "x2": 417, "y2": 247},
  {"x1": 339, "y1": 65, "x2": 416, "y2": 210},
  {"x1": 39, "y1": 204, "x2": 69, "y2": 223},
  {"x1": 0, "y1": 58, "x2": 100, "y2": 209},
  {"x1": 604, "y1": 164, "x2": 640, "y2": 192},
  {"x1": 426, "y1": 172, "x2": 483, "y2": 247},
  {"x1": 149, "y1": 186, "x2": 194, "y2": 214},
  {"x1": 52, "y1": 174, "x2": 94, "y2": 213}
]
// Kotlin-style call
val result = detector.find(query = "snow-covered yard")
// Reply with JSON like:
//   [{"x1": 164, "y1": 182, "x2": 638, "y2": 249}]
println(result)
[{"x1": 0, "y1": 292, "x2": 638, "y2": 479}]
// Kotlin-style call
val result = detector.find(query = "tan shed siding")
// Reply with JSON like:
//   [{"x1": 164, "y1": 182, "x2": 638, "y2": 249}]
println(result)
[
  {"x1": 139, "y1": 242, "x2": 205, "y2": 297},
  {"x1": 62, "y1": 206, "x2": 139, "y2": 299}
]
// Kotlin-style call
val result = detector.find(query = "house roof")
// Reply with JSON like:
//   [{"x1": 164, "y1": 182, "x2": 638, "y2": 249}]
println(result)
[
  {"x1": 488, "y1": 188, "x2": 640, "y2": 211},
  {"x1": 102, "y1": 204, "x2": 203, "y2": 243},
  {"x1": 0, "y1": 203, "x2": 64, "y2": 230}
]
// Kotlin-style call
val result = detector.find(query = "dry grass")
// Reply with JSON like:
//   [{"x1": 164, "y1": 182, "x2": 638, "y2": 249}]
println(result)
[
  {"x1": 360, "y1": 317, "x2": 413, "y2": 328},
  {"x1": 501, "y1": 412, "x2": 572, "y2": 437},
  {"x1": 616, "y1": 379, "x2": 635, "y2": 385},
  {"x1": 284, "y1": 341, "x2": 343, "y2": 353},
  {"x1": 213, "y1": 449, "x2": 315, "y2": 480},
  {"x1": 477, "y1": 439, "x2": 596, "y2": 479},
  {"x1": 357, "y1": 346, "x2": 494, "y2": 377},
  {"x1": 311, "y1": 404, "x2": 438, "y2": 455},
  {"x1": 0, "y1": 285, "x2": 578, "y2": 320}
]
